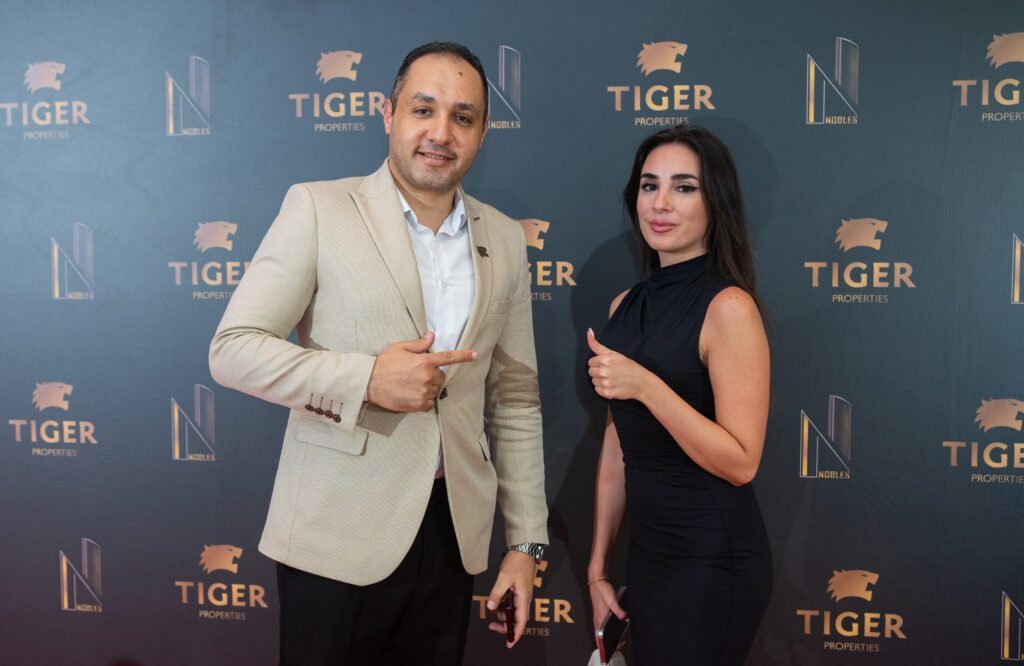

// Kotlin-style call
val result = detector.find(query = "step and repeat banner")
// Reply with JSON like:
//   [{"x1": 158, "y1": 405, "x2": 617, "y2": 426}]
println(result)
[{"x1": 1, "y1": 0, "x2": 1022, "y2": 664}]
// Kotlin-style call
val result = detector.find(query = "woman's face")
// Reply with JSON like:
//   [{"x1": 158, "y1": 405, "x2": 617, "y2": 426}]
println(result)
[{"x1": 636, "y1": 142, "x2": 709, "y2": 267}]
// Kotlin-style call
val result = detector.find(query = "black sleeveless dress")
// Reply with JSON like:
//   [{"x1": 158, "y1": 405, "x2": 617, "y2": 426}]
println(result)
[{"x1": 599, "y1": 253, "x2": 772, "y2": 665}]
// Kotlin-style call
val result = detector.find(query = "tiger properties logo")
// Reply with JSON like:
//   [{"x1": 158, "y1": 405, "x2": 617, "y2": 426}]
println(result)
[
  {"x1": 796, "y1": 569, "x2": 906, "y2": 653},
  {"x1": 607, "y1": 40, "x2": 715, "y2": 126},
  {"x1": 488, "y1": 45, "x2": 522, "y2": 130},
  {"x1": 471, "y1": 558, "x2": 574, "y2": 638},
  {"x1": 805, "y1": 37, "x2": 859, "y2": 125},
  {"x1": 1002, "y1": 592, "x2": 1024, "y2": 660},
  {"x1": 166, "y1": 56, "x2": 211, "y2": 136},
  {"x1": 7, "y1": 381, "x2": 97, "y2": 457},
  {"x1": 59, "y1": 538, "x2": 102, "y2": 612},
  {"x1": 943, "y1": 398, "x2": 1024, "y2": 484},
  {"x1": 518, "y1": 219, "x2": 576, "y2": 301},
  {"x1": 290, "y1": 49, "x2": 386, "y2": 132},
  {"x1": 168, "y1": 221, "x2": 249, "y2": 300},
  {"x1": 172, "y1": 384, "x2": 216, "y2": 462},
  {"x1": 803, "y1": 218, "x2": 916, "y2": 304},
  {"x1": 175, "y1": 544, "x2": 269, "y2": 620},
  {"x1": 954, "y1": 33, "x2": 1024, "y2": 122},
  {"x1": 1012, "y1": 234, "x2": 1023, "y2": 304},
  {"x1": 1, "y1": 61, "x2": 90, "y2": 139},
  {"x1": 51, "y1": 222, "x2": 94, "y2": 300},
  {"x1": 799, "y1": 394, "x2": 851, "y2": 480}
]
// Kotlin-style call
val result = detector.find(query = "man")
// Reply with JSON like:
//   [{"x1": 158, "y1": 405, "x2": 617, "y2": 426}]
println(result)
[{"x1": 209, "y1": 42, "x2": 547, "y2": 665}]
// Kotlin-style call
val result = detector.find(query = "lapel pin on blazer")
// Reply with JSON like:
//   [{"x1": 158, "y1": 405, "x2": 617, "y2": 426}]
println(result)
[{"x1": 476, "y1": 246, "x2": 489, "y2": 258}]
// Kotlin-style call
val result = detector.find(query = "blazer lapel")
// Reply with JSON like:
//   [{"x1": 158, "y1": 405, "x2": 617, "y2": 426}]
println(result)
[
  {"x1": 350, "y1": 160, "x2": 428, "y2": 336},
  {"x1": 447, "y1": 193, "x2": 492, "y2": 385}
]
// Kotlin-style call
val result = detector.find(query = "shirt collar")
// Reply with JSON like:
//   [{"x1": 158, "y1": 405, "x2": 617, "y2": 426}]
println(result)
[{"x1": 396, "y1": 188, "x2": 468, "y2": 236}]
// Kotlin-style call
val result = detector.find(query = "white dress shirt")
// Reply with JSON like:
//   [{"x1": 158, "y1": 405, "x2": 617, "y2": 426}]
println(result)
[{"x1": 396, "y1": 189, "x2": 475, "y2": 475}]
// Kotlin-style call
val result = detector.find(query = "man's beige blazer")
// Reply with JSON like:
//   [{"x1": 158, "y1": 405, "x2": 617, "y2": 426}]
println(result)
[{"x1": 209, "y1": 160, "x2": 547, "y2": 585}]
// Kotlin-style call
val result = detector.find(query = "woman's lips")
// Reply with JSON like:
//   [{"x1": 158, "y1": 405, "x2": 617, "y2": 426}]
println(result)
[{"x1": 647, "y1": 220, "x2": 677, "y2": 233}]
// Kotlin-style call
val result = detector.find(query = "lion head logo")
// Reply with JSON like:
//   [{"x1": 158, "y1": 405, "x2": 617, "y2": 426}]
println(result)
[
  {"x1": 316, "y1": 50, "x2": 362, "y2": 84},
  {"x1": 834, "y1": 218, "x2": 888, "y2": 252},
  {"x1": 987, "y1": 33, "x2": 1024, "y2": 69},
  {"x1": 24, "y1": 62, "x2": 66, "y2": 93},
  {"x1": 975, "y1": 398, "x2": 1024, "y2": 432},
  {"x1": 193, "y1": 221, "x2": 237, "y2": 253},
  {"x1": 32, "y1": 382, "x2": 74, "y2": 412},
  {"x1": 637, "y1": 42, "x2": 688, "y2": 76},
  {"x1": 827, "y1": 569, "x2": 879, "y2": 602},
  {"x1": 199, "y1": 544, "x2": 243, "y2": 574},
  {"x1": 518, "y1": 219, "x2": 550, "y2": 250}
]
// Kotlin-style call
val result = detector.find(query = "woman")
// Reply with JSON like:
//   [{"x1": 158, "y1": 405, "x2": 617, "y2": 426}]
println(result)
[{"x1": 586, "y1": 125, "x2": 772, "y2": 665}]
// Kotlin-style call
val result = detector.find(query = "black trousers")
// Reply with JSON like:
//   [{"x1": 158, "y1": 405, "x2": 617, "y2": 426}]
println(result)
[{"x1": 276, "y1": 479, "x2": 474, "y2": 666}]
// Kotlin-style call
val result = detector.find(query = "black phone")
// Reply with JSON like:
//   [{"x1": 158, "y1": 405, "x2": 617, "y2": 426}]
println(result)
[
  {"x1": 595, "y1": 586, "x2": 629, "y2": 665},
  {"x1": 502, "y1": 589, "x2": 516, "y2": 642}
]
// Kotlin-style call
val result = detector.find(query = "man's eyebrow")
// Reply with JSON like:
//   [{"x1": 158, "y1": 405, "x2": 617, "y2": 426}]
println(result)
[
  {"x1": 410, "y1": 92, "x2": 435, "y2": 104},
  {"x1": 454, "y1": 101, "x2": 478, "y2": 112}
]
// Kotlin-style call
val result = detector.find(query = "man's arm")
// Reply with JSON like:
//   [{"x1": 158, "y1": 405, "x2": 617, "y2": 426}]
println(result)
[
  {"x1": 485, "y1": 227, "x2": 548, "y2": 546},
  {"x1": 209, "y1": 184, "x2": 375, "y2": 432},
  {"x1": 483, "y1": 226, "x2": 548, "y2": 647}
]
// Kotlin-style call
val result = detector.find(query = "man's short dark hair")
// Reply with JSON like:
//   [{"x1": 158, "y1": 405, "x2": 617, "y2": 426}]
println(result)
[{"x1": 391, "y1": 42, "x2": 489, "y2": 118}]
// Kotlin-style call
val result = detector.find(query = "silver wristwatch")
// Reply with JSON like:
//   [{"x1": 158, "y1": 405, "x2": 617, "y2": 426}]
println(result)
[{"x1": 506, "y1": 542, "x2": 545, "y2": 561}]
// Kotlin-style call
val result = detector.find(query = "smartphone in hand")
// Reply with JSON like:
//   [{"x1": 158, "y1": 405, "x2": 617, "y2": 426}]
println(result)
[
  {"x1": 502, "y1": 589, "x2": 516, "y2": 642},
  {"x1": 595, "y1": 586, "x2": 629, "y2": 665}
]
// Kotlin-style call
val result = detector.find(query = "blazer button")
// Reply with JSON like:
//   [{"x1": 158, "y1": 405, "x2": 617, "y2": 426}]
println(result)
[{"x1": 439, "y1": 387, "x2": 448, "y2": 400}]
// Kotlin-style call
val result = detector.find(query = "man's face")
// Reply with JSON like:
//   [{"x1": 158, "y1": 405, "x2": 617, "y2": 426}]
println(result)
[{"x1": 384, "y1": 54, "x2": 489, "y2": 197}]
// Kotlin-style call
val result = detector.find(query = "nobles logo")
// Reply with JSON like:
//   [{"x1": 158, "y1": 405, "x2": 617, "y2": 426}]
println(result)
[
  {"x1": 51, "y1": 222, "x2": 94, "y2": 300},
  {"x1": 518, "y1": 219, "x2": 576, "y2": 302},
  {"x1": 797, "y1": 569, "x2": 906, "y2": 654},
  {"x1": 290, "y1": 49, "x2": 385, "y2": 133},
  {"x1": 59, "y1": 538, "x2": 102, "y2": 612},
  {"x1": 2, "y1": 61, "x2": 90, "y2": 140},
  {"x1": 175, "y1": 543, "x2": 268, "y2": 621},
  {"x1": 943, "y1": 398, "x2": 1024, "y2": 484},
  {"x1": 472, "y1": 557, "x2": 573, "y2": 638},
  {"x1": 800, "y1": 394, "x2": 851, "y2": 480},
  {"x1": 1003, "y1": 592, "x2": 1024, "y2": 661},
  {"x1": 172, "y1": 384, "x2": 216, "y2": 462},
  {"x1": 803, "y1": 218, "x2": 916, "y2": 304},
  {"x1": 954, "y1": 33, "x2": 1024, "y2": 122},
  {"x1": 488, "y1": 45, "x2": 521, "y2": 130},
  {"x1": 8, "y1": 381, "x2": 98, "y2": 456},
  {"x1": 166, "y1": 56, "x2": 211, "y2": 136},
  {"x1": 607, "y1": 40, "x2": 715, "y2": 127},
  {"x1": 168, "y1": 221, "x2": 249, "y2": 300},
  {"x1": 806, "y1": 37, "x2": 859, "y2": 125}
]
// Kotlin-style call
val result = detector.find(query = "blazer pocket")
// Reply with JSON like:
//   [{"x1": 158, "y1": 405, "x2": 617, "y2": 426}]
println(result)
[
  {"x1": 490, "y1": 299, "x2": 512, "y2": 315},
  {"x1": 295, "y1": 415, "x2": 368, "y2": 455}
]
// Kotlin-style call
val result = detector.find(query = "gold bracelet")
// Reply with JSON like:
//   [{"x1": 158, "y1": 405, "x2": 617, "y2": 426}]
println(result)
[{"x1": 587, "y1": 576, "x2": 609, "y2": 586}]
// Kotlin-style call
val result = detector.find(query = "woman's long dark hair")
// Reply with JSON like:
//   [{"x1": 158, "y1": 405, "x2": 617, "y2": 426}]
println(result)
[{"x1": 623, "y1": 124, "x2": 762, "y2": 313}]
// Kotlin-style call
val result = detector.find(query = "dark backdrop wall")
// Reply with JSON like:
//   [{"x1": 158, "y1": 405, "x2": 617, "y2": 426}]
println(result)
[{"x1": 2, "y1": 0, "x2": 1023, "y2": 664}]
